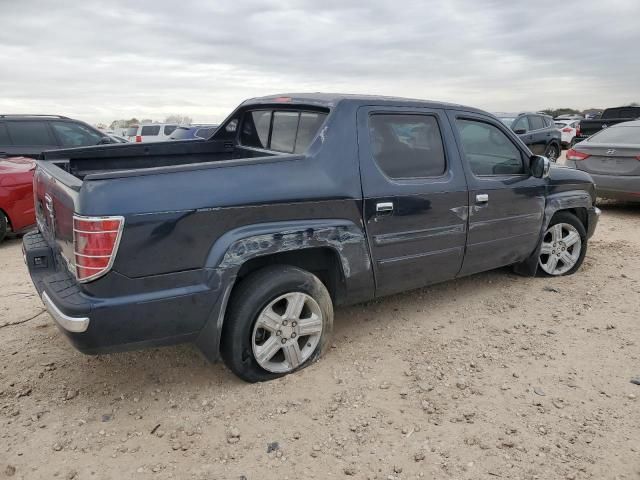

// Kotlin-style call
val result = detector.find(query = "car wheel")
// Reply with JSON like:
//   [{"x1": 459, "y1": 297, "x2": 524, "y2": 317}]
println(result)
[
  {"x1": 220, "y1": 265, "x2": 334, "y2": 383},
  {"x1": 537, "y1": 212, "x2": 587, "y2": 277},
  {"x1": 0, "y1": 213, "x2": 8, "y2": 243},
  {"x1": 544, "y1": 143, "x2": 560, "y2": 162}
]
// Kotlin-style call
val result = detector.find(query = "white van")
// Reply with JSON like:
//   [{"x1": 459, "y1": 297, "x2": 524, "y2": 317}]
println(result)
[{"x1": 125, "y1": 124, "x2": 179, "y2": 143}]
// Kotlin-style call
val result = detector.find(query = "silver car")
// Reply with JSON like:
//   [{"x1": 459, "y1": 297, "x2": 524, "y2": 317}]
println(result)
[{"x1": 565, "y1": 120, "x2": 640, "y2": 202}]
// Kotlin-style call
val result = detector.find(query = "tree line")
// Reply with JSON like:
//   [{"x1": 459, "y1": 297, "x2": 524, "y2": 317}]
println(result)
[{"x1": 108, "y1": 114, "x2": 193, "y2": 130}]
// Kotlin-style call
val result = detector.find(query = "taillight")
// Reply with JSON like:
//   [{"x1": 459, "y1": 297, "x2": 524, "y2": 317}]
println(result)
[
  {"x1": 135, "y1": 135, "x2": 142, "y2": 142},
  {"x1": 73, "y1": 215, "x2": 124, "y2": 282},
  {"x1": 576, "y1": 125, "x2": 581, "y2": 137},
  {"x1": 562, "y1": 127, "x2": 572, "y2": 133},
  {"x1": 566, "y1": 149, "x2": 590, "y2": 161}
]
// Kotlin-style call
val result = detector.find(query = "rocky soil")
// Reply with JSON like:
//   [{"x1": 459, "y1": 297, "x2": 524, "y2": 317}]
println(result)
[{"x1": 1, "y1": 202, "x2": 639, "y2": 480}]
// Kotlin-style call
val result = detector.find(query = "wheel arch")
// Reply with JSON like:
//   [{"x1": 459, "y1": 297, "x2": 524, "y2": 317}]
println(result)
[{"x1": 196, "y1": 220, "x2": 374, "y2": 362}]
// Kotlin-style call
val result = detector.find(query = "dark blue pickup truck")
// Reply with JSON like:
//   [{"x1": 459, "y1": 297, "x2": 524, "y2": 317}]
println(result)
[{"x1": 23, "y1": 93, "x2": 600, "y2": 382}]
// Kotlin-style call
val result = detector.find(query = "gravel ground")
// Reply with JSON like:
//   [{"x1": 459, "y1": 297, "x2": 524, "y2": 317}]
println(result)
[{"x1": 1, "y1": 198, "x2": 639, "y2": 480}]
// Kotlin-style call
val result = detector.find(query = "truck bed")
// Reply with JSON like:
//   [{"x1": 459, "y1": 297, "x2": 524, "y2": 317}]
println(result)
[{"x1": 42, "y1": 139, "x2": 279, "y2": 181}]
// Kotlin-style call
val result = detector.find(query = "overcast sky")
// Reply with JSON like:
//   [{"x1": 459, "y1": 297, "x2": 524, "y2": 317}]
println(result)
[{"x1": 1, "y1": 0, "x2": 638, "y2": 125}]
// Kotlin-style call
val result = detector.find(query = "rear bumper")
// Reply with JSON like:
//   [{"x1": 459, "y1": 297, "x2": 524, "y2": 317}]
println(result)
[
  {"x1": 23, "y1": 231, "x2": 226, "y2": 355},
  {"x1": 590, "y1": 173, "x2": 640, "y2": 201}
]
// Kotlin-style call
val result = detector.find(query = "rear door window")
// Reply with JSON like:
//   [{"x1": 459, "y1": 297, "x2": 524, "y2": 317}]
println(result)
[
  {"x1": 0, "y1": 123, "x2": 10, "y2": 145},
  {"x1": 6, "y1": 121, "x2": 56, "y2": 145},
  {"x1": 529, "y1": 115, "x2": 544, "y2": 130},
  {"x1": 141, "y1": 125, "x2": 161, "y2": 136},
  {"x1": 369, "y1": 114, "x2": 446, "y2": 179},
  {"x1": 51, "y1": 121, "x2": 104, "y2": 147}
]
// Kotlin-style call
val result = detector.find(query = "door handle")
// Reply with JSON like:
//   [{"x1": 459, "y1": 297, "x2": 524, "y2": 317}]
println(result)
[
  {"x1": 376, "y1": 202, "x2": 394, "y2": 214},
  {"x1": 475, "y1": 194, "x2": 489, "y2": 203}
]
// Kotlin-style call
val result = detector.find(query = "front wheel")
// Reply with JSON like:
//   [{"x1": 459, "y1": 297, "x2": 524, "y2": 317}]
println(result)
[
  {"x1": 537, "y1": 212, "x2": 587, "y2": 276},
  {"x1": 544, "y1": 143, "x2": 560, "y2": 162},
  {"x1": 219, "y1": 265, "x2": 334, "y2": 382}
]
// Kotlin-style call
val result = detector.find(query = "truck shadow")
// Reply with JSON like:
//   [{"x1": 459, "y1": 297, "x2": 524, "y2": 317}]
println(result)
[{"x1": 73, "y1": 266, "x2": 519, "y2": 391}]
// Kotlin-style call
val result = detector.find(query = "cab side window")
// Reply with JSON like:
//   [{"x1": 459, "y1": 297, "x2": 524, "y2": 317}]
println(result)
[
  {"x1": 369, "y1": 114, "x2": 446, "y2": 179},
  {"x1": 455, "y1": 119, "x2": 524, "y2": 176},
  {"x1": 6, "y1": 121, "x2": 55, "y2": 146}
]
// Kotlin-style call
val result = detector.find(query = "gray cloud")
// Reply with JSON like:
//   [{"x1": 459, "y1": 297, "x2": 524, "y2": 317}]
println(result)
[{"x1": 0, "y1": 0, "x2": 638, "y2": 124}]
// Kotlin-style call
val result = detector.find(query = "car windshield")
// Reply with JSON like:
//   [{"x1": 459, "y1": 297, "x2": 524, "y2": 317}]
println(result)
[
  {"x1": 170, "y1": 126, "x2": 193, "y2": 140},
  {"x1": 498, "y1": 117, "x2": 516, "y2": 127},
  {"x1": 587, "y1": 126, "x2": 640, "y2": 144},
  {"x1": 555, "y1": 122, "x2": 569, "y2": 128}
]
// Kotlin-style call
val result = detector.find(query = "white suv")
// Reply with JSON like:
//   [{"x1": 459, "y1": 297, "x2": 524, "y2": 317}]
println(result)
[{"x1": 125, "y1": 124, "x2": 178, "y2": 143}]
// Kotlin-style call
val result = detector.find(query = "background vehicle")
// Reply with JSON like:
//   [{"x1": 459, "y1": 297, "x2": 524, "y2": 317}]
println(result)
[
  {"x1": 555, "y1": 114, "x2": 583, "y2": 121},
  {"x1": 496, "y1": 112, "x2": 562, "y2": 161},
  {"x1": 0, "y1": 114, "x2": 115, "y2": 158},
  {"x1": 169, "y1": 124, "x2": 218, "y2": 140},
  {"x1": 576, "y1": 106, "x2": 640, "y2": 142},
  {"x1": 0, "y1": 157, "x2": 36, "y2": 242},
  {"x1": 125, "y1": 123, "x2": 178, "y2": 142},
  {"x1": 25, "y1": 94, "x2": 599, "y2": 382},
  {"x1": 565, "y1": 120, "x2": 640, "y2": 202},
  {"x1": 555, "y1": 119, "x2": 580, "y2": 148}
]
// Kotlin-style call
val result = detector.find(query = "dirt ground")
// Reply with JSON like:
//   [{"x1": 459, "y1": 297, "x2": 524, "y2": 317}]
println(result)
[{"x1": 1, "y1": 201, "x2": 640, "y2": 479}]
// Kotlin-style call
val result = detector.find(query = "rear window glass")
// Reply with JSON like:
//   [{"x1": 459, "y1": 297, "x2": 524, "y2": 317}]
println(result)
[
  {"x1": 126, "y1": 126, "x2": 138, "y2": 136},
  {"x1": 587, "y1": 126, "x2": 640, "y2": 144},
  {"x1": 240, "y1": 109, "x2": 328, "y2": 153},
  {"x1": 141, "y1": 125, "x2": 161, "y2": 136},
  {"x1": 0, "y1": 123, "x2": 10, "y2": 145},
  {"x1": 369, "y1": 114, "x2": 446, "y2": 179},
  {"x1": 6, "y1": 121, "x2": 55, "y2": 145},
  {"x1": 164, "y1": 125, "x2": 177, "y2": 136}
]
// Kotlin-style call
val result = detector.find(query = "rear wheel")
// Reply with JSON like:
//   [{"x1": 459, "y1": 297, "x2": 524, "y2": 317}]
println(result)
[
  {"x1": 0, "y1": 213, "x2": 8, "y2": 243},
  {"x1": 537, "y1": 212, "x2": 587, "y2": 276},
  {"x1": 219, "y1": 265, "x2": 334, "y2": 382},
  {"x1": 544, "y1": 143, "x2": 560, "y2": 162}
]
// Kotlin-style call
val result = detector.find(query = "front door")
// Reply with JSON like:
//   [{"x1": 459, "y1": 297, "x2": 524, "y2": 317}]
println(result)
[
  {"x1": 358, "y1": 106, "x2": 469, "y2": 297},
  {"x1": 447, "y1": 111, "x2": 546, "y2": 276}
]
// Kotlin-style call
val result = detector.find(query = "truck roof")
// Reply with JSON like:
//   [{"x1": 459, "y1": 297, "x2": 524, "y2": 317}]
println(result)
[{"x1": 241, "y1": 92, "x2": 487, "y2": 114}]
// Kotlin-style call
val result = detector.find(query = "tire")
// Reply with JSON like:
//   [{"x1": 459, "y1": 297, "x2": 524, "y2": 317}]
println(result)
[
  {"x1": 219, "y1": 265, "x2": 334, "y2": 383},
  {"x1": 0, "y1": 213, "x2": 8, "y2": 243},
  {"x1": 537, "y1": 212, "x2": 587, "y2": 277},
  {"x1": 545, "y1": 143, "x2": 560, "y2": 162}
]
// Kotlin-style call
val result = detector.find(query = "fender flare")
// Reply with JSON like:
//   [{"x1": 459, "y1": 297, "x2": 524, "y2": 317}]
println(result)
[
  {"x1": 196, "y1": 219, "x2": 373, "y2": 362},
  {"x1": 514, "y1": 190, "x2": 593, "y2": 276}
]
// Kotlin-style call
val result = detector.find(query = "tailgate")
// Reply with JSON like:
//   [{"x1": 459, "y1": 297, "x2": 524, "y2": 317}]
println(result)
[{"x1": 33, "y1": 161, "x2": 81, "y2": 274}]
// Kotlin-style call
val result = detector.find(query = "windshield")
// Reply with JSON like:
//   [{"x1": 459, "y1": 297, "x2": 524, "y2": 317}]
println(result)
[
  {"x1": 498, "y1": 117, "x2": 516, "y2": 127},
  {"x1": 170, "y1": 126, "x2": 193, "y2": 140},
  {"x1": 587, "y1": 126, "x2": 640, "y2": 144},
  {"x1": 555, "y1": 122, "x2": 569, "y2": 128}
]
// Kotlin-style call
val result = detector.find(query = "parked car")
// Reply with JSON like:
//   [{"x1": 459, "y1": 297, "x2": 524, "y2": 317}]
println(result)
[
  {"x1": 124, "y1": 124, "x2": 179, "y2": 143},
  {"x1": 495, "y1": 112, "x2": 562, "y2": 161},
  {"x1": 0, "y1": 114, "x2": 115, "y2": 158},
  {"x1": 565, "y1": 120, "x2": 640, "y2": 202},
  {"x1": 107, "y1": 134, "x2": 128, "y2": 143},
  {"x1": 575, "y1": 106, "x2": 640, "y2": 143},
  {"x1": 169, "y1": 124, "x2": 218, "y2": 141},
  {"x1": 0, "y1": 157, "x2": 36, "y2": 242},
  {"x1": 24, "y1": 93, "x2": 599, "y2": 382},
  {"x1": 555, "y1": 120, "x2": 580, "y2": 148}
]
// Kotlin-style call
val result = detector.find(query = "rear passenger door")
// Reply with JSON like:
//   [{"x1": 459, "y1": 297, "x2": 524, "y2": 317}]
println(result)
[
  {"x1": 358, "y1": 106, "x2": 469, "y2": 297},
  {"x1": 448, "y1": 111, "x2": 546, "y2": 276}
]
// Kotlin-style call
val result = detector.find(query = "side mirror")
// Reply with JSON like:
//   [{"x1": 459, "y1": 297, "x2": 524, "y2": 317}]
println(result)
[
  {"x1": 530, "y1": 155, "x2": 551, "y2": 179},
  {"x1": 513, "y1": 128, "x2": 527, "y2": 135}
]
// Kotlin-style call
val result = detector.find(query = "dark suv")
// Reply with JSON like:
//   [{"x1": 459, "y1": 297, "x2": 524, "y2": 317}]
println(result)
[
  {"x1": 496, "y1": 112, "x2": 562, "y2": 162},
  {"x1": 0, "y1": 115, "x2": 113, "y2": 158}
]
